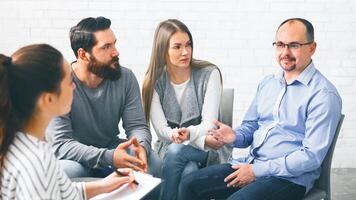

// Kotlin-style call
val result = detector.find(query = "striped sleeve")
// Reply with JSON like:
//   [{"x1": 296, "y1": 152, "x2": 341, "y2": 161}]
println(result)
[{"x1": 1, "y1": 133, "x2": 86, "y2": 200}]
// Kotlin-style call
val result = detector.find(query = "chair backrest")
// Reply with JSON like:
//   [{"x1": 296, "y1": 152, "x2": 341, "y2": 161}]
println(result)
[
  {"x1": 313, "y1": 114, "x2": 345, "y2": 198},
  {"x1": 216, "y1": 88, "x2": 235, "y2": 163},
  {"x1": 219, "y1": 88, "x2": 234, "y2": 127}
]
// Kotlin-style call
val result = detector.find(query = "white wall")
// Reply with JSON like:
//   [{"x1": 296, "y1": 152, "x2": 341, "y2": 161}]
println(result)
[{"x1": 1, "y1": 0, "x2": 355, "y2": 168}]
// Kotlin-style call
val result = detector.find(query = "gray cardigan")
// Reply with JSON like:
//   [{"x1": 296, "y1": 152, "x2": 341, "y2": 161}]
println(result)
[{"x1": 154, "y1": 66, "x2": 225, "y2": 165}]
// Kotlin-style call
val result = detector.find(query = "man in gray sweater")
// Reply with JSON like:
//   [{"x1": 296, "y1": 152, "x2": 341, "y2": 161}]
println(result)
[{"x1": 47, "y1": 16, "x2": 161, "y2": 178}]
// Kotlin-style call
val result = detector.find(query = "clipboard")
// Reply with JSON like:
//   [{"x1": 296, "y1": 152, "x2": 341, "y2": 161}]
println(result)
[{"x1": 90, "y1": 171, "x2": 161, "y2": 200}]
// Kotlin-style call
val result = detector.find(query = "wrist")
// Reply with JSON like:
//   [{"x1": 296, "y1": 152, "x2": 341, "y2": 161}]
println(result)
[
  {"x1": 104, "y1": 149, "x2": 115, "y2": 167},
  {"x1": 99, "y1": 179, "x2": 112, "y2": 193},
  {"x1": 85, "y1": 180, "x2": 107, "y2": 199}
]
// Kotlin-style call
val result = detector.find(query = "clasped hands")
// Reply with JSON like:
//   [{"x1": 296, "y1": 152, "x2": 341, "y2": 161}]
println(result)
[
  {"x1": 170, "y1": 127, "x2": 190, "y2": 144},
  {"x1": 113, "y1": 137, "x2": 148, "y2": 173}
]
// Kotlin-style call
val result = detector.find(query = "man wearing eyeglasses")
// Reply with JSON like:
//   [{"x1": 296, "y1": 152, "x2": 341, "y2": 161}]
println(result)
[{"x1": 179, "y1": 18, "x2": 342, "y2": 200}]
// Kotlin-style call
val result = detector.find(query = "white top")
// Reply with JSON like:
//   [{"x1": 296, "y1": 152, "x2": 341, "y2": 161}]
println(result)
[
  {"x1": 1, "y1": 132, "x2": 86, "y2": 200},
  {"x1": 151, "y1": 69, "x2": 222, "y2": 150},
  {"x1": 171, "y1": 77, "x2": 190, "y2": 104}
]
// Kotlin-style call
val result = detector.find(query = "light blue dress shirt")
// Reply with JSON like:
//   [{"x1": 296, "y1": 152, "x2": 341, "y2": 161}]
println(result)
[{"x1": 230, "y1": 62, "x2": 342, "y2": 193}]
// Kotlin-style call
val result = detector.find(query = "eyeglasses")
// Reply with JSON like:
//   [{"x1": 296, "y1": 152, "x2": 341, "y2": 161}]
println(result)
[{"x1": 272, "y1": 41, "x2": 313, "y2": 51}]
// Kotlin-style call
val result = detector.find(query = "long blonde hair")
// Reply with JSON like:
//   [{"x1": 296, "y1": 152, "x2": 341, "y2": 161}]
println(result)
[{"x1": 142, "y1": 19, "x2": 218, "y2": 123}]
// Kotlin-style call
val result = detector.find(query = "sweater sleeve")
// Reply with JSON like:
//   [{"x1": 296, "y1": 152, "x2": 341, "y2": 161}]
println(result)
[
  {"x1": 121, "y1": 70, "x2": 152, "y2": 155},
  {"x1": 150, "y1": 89, "x2": 175, "y2": 142},
  {"x1": 47, "y1": 114, "x2": 115, "y2": 169},
  {"x1": 187, "y1": 69, "x2": 222, "y2": 150}
]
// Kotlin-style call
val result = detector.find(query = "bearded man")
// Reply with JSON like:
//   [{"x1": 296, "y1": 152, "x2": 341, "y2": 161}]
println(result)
[{"x1": 47, "y1": 16, "x2": 161, "y2": 179}]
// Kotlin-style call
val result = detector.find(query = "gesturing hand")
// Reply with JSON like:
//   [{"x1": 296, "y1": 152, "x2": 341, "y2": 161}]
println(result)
[
  {"x1": 205, "y1": 134, "x2": 224, "y2": 150},
  {"x1": 113, "y1": 138, "x2": 146, "y2": 172},
  {"x1": 210, "y1": 120, "x2": 236, "y2": 144}
]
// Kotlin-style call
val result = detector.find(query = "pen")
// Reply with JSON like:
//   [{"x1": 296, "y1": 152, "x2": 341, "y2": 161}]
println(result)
[{"x1": 109, "y1": 166, "x2": 139, "y2": 185}]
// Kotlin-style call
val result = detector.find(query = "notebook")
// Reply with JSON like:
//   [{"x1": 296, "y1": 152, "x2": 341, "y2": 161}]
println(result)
[{"x1": 90, "y1": 171, "x2": 161, "y2": 200}]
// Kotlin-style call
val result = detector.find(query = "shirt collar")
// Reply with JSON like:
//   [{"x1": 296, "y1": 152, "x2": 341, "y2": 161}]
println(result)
[
  {"x1": 296, "y1": 61, "x2": 316, "y2": 86},
  {"x1": 274, "y1": 61, "x2": 316, "y2": 86}
]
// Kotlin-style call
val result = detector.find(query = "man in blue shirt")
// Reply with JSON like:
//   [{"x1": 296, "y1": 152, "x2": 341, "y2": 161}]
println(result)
[{"x1": 179, "y1": 18, "x2": 342, "y2": 200}]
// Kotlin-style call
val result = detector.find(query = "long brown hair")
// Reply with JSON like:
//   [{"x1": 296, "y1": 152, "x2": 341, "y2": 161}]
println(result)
[
  {"x1": 142, "y1": 19, "x2": 219, "y2": 123},
  {"x1": 0, "y1": 44, "x2": 64, "y2": 172}
]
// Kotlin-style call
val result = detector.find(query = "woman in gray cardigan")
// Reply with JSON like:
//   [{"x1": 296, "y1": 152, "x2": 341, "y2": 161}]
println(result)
[{"x1": 142, "y1": 19, "x2": 225, "y2": 200}]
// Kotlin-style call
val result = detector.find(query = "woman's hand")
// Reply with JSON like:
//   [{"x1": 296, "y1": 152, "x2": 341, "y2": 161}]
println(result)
[
  {"x1": 85, "y1": 168, "x2": 135, "y2": 199},
  {"x1": 171, "y1": 127, "x2": 190, "y2": 143},
  {"x1": 101, "y1": 169, "x2": 137, "y2": 192}
]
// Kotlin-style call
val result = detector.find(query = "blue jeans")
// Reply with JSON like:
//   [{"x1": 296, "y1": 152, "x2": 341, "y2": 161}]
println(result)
[
  {"x1": 160, "y1": 143, "x2": 208, "y2": 200},
  {"x1": 180, "y1": 163, "x2": 306, "y2": 200},
  {"x1": 59, "y1": 149, "x2": 162, "y2": 178}
]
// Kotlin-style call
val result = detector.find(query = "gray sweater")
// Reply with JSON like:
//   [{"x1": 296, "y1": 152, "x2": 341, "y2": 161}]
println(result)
[{"x1": 46, "y1": 66, "x2": 151, "y2": 169}]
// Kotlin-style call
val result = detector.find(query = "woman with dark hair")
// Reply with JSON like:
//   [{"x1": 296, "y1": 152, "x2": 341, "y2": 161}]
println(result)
[
  {"x1": 142, "y1": 19, "x2": 226, "y2": 200},
  {"x1": 0, "y1": 44, "x2": 136, "y2": 199}
]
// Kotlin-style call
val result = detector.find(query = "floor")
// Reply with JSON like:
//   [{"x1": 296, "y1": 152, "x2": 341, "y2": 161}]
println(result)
[{"x1": 331, "y1": 168, "x2": 356, "y2": 200}]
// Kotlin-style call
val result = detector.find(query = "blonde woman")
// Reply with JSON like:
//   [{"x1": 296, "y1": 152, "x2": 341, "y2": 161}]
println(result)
[
  {"x1": 142, "y1": 19, "x2": 224, "y2": 200},
  {"x1": 0, "y1": 44, "x2": 136, "y2": 199}
]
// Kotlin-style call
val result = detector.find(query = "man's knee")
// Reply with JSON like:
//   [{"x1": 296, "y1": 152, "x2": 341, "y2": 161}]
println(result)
[
  {"x1": 59, "y1": 160, "x2": 89, "y2": 178},
  {"x1": 147, "y1": 150, "x2": 162, "y2": 177}
]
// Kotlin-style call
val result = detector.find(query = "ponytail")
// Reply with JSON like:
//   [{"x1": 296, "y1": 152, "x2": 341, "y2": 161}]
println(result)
[
  {"x1": 0, "y1": 54, "x2": 18, "y2": 171},
  {"x1": 0, "y1": 44, "x2": 64, "y2": 173}
]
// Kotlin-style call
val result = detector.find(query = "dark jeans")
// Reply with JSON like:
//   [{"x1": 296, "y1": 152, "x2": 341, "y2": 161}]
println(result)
[{"x1": 180, "y1": 163, "x2": 306, "y2": 200}]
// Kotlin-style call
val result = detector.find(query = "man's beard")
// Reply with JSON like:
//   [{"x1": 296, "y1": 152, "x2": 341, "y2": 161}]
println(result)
[
  {"x1": 88, "y1": 55, "x2": 121, "y2": 81},
  {"x1": 279, "y1": 56, "x2": 296, "y2": 72}
]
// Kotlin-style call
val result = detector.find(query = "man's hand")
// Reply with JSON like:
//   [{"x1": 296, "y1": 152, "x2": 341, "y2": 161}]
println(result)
[
  {"x1": 211, "y1": 120, "x2": 236, "y2": 144},
  {"x1": 205, "y1": 134, "x2": 224, "y2": 150},
  {"x1": 224, "y1": 164, "x2": 256, "y2": 188},
  {"x1": 131, "y1": 137, "x2": 148, "y2": 173},
  {"x1": 113, "y1": 138, "x2": 146, "y2": 172},
  {"x1": 171, "y1": 127, "x2": 190, "y2": 144}
]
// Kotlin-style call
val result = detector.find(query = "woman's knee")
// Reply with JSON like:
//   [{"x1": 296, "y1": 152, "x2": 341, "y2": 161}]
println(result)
[
  {"x1": 163, "y1": 144, "x2": 188, "y2": 167},
  {"x1": 166, "y1": 143, "x2": 185, "y2": 156},
  {"x1": 181, "y1": 161, "x2": 199, "y2": 177}
]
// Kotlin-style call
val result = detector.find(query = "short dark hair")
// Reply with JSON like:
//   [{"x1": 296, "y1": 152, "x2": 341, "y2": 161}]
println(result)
[
  {"x1": 0, "y1": 44, "x2": 64, "y2": 170},
  {"x1": 278, "y1": 18, "x2": 314, "y2": 42},
  {"x1": 70, "y1": 16, "x2": 111, "y2": 58}
]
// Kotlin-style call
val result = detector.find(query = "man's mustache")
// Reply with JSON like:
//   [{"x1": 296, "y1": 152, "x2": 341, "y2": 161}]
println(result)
[
  {"x1": 112, "y1": 57, "x2": 119, "y2": 63},
  {"x1": 280, "y1": 56, "x2": 296, "y2": 61}
]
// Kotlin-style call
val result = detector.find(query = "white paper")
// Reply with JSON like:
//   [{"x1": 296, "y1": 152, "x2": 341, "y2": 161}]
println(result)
[{"x1": 90, "y1": 171, "x2": 161, "y2": 200}]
